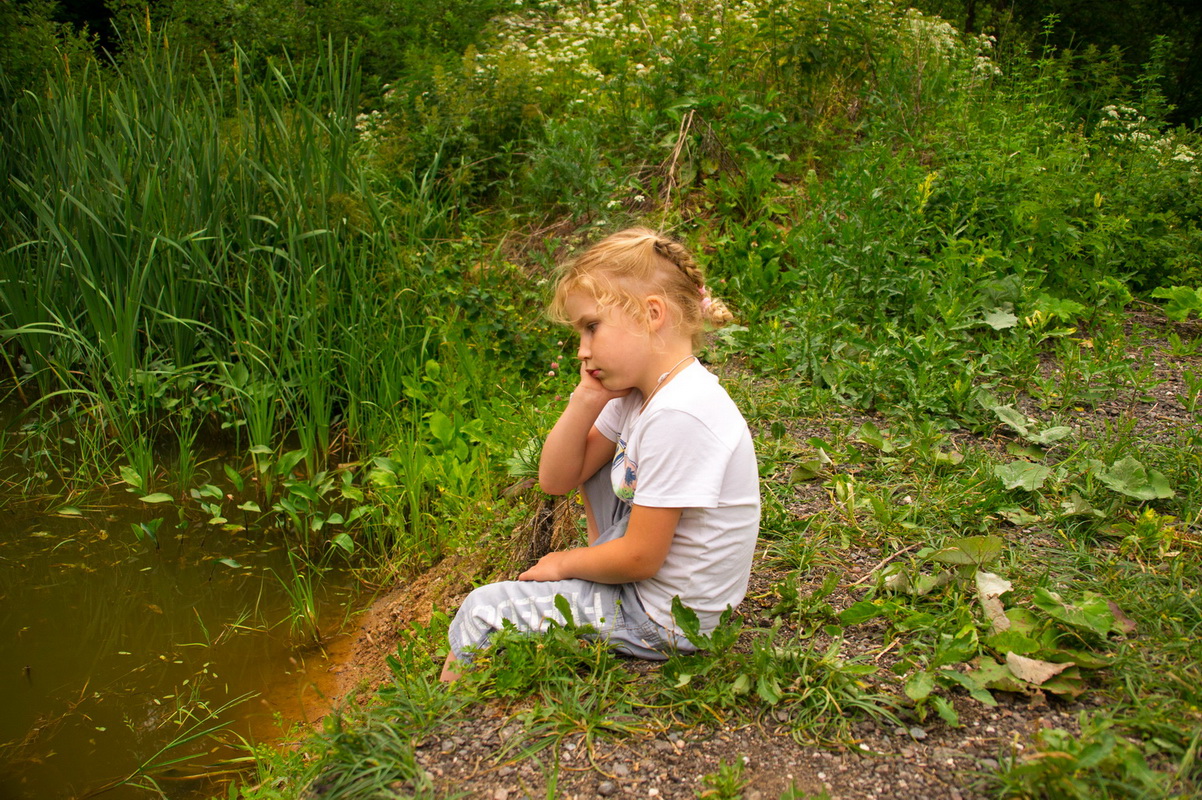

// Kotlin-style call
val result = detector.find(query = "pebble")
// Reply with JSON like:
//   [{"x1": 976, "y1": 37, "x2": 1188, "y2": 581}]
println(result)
[
  {"x1": 653, "y1": 740, "x2": 673, "y2": 753},
  {"x1": 908, "y1": 726, "x2": 928, "y2": 740},
  {"x1": 612, "y1": 763, "x2": 630, "y2": 778},
  {"x1": 979, "y1": 757, "x2": 1000, "y2": 770},
  {"x1": 598, "y1": 781, "x2": 618, "y2": 796},
  {"x1": 439, "y1": 739, "x2": 456, "y2": 755},
  {"x1": 492, "y1": 790, "x2": 509, "y2": 800}
]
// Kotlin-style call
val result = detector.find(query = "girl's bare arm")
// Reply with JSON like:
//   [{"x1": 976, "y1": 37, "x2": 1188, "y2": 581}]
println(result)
[
  {"x1": 518, "y1": 505, "x2": 681, "y2": 583},
  {"x1": 538, "y1": 365, "x2": 626, "y2": 495}
]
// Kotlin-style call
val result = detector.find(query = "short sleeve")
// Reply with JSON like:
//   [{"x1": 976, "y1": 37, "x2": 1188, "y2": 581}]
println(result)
[{"x1": 594, "y1": 395, "x2": 633, "y2": 443}]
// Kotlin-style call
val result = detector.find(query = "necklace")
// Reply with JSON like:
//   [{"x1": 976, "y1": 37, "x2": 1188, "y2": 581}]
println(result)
[{"x1": 639, "y1": 354, "x2": 696, "y2": 412}]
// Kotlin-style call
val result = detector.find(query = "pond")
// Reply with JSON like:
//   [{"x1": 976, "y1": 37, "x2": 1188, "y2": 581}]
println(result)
[{"x1": 0, "y1": 437, "x2": 360, "y2": 799}]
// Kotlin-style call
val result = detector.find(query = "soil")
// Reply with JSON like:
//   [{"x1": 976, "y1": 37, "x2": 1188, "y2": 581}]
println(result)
[{"x1": 298, "y1": 310, "x2": 1200, "y2": 799}]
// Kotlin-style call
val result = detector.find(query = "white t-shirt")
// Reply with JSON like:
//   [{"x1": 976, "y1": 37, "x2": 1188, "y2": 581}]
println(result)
[{"x1": 594, "y1": 361, "x2": 760, "y2": 634}]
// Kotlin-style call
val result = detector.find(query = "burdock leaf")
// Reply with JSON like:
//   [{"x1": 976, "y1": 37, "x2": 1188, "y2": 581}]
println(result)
[
  {"x1": 994, "y1": 462, "x2": 1051, "y2": 491},
  {"x1": 1094, "y1": 456, "x2": 1175, "y2": 500}
]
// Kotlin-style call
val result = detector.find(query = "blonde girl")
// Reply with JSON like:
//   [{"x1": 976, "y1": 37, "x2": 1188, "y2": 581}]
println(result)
[{"x1": 442, "y1": 228, "x2": 759, "y2": 681}]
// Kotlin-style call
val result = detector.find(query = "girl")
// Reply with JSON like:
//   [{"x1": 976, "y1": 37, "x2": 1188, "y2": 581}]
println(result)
[{"x1": 441, "y1": 228, "x2": 759, "y2": 681}]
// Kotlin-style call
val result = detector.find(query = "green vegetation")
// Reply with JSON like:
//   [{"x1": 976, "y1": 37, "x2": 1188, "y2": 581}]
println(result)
[{"x1": 2, "y1": 0, "x2": 1201, "y2": 797}]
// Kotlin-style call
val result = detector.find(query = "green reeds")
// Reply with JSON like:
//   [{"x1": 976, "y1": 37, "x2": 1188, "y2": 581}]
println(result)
[{"x1": 1, "y1": 33, "x2": 448, "y2": 546}]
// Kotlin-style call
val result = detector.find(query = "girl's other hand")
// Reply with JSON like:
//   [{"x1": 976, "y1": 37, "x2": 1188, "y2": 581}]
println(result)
[{"x1": 518, "y1": 550, "x2": 570, "y2": 582}]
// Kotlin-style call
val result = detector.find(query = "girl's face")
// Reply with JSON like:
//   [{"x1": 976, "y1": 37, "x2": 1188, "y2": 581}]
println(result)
[{"x1": 564, "y1": 291, "x2": 652, "y2": 393}]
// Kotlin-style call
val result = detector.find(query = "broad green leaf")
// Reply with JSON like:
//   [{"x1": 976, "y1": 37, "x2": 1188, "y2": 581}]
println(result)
[
  {"x1": 983, "y1": 308, "x2": 1018, "y2": 330},
  {"x1": 1032, "y1": 589, "x2": 1116, "y2": 640},
  {"x1": 139, "y1": 493, "x2": 175, "y2": 504},
  {"x1": 222, "y1": 463, "x2": 245, "y2": 492},
  {"x1": 553, "y1": 594, "x2": 575, "y2": 626},
  {"x1": 1151, "y1": 285, "x2": 1202, "y2": 321},
  {"x1": 939, "y1": 667, "x2": 998, "y2": 705},
  {"x1": 237, "y1": 501, "x2": 261, "y2": 512},
  {"x1": 216, "y1": 558, "x2": 242, "y2": 569},
  {"x1": 856, "y1": 421, "x2": 893, "y2": 452},
  {"x1": 931, "y1": 536, "x2": 1004, "y2": 567},
  {"x1": 991, "y1": 405, "x2": 1031, "y2": 436},
  {"x1": 984, "y1": 629, "x2": 1042, "y2": 655},
  {"x1": 789, "y1": 460, "x2": 825, "y2": 483},
  {"x1": 671, "y1": 596, "x2": 704, "y2": 647},
  {"x1": 904, "y1": 670, "x2": 935, "y2": 701},
  {"x1": 994, "y1": 461, "x2": 1051, "y2": 491},
  {"x1": 275, "y1": 449, "x2": 307, "y2": 477},
  {"x1": 329, "y1": 533, "x2": 354, "y2": 555},
  {"x1": 55, "y1": 506, "x2": 82, "y2": 517},
  {"x1": 120, "y1": 465, "x2": 144, "y2": 491},
  {"x1": 933, "y1": 625, "x2": 979, "y2": 668},
  {"x1": 1029, "y1": 425, "x2": 1072, "y2": 445},
  {"x1": 966, "y1": 657, "x2": 1028, "y2": 694},
  {"x1": 429, "y1": 411, "x2": 456, "y2": 445},
  {"x1": 838, "y1": 600, "x2": 884, "y2": 625},
  {"x1": 1093, "y1": 456, "x2": 1175, "y2": 500}
]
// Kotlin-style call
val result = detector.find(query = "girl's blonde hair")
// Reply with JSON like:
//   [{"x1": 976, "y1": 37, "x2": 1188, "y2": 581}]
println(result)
[{"x1": 548, "y1": 228, "x2": 733, "y2": 346}]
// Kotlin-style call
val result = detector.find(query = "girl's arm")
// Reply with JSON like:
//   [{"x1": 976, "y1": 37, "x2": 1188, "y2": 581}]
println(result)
[
  {"x1": 518, "y1": 504, "x2": 681, "y2": 583},
  {"x1": 538, "y1": 365, "x2": 627, "y2": 495}
]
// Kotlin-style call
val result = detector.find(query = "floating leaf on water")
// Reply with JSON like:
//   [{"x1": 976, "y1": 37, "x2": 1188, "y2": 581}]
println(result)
[
  {"x1": 55, "y1": 506, "x2": 83, "y2": 517},
  {"x1": 216, "y1": 558, "x2": 243, "y2": 569},
  {"x1": 237, "y1": 501, "x2": 261, "y2": 513},
  {"x1": 223, "y1": 463, "x2": 245, "y2": 493},
  {"x1": 139, "y1": 493, "x2": 175, "y2": 504}
]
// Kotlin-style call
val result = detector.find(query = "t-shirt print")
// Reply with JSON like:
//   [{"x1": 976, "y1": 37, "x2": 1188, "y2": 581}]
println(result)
[{"x1": 612, "y1": 435, "x2": 637, "y2": 503}]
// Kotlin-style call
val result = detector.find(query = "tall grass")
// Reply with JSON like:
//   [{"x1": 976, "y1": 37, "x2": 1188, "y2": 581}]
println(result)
[{"x1": 0, "y1": 34, "x2": 446, "y2": 496}]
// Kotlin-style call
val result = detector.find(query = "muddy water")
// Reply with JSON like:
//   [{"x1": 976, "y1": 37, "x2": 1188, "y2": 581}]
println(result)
[{"x1": 0, "y1": 484, "x2": 358, "y2": 799}]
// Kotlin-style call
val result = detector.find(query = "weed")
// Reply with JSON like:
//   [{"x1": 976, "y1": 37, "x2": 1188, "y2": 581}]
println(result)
[{"x1": 697, "y1": 758, "x2": 748, "y2": 800}]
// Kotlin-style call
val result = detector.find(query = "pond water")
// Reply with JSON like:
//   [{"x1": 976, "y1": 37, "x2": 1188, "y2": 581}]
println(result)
[{"x1": 0, "y1": 449, "x2": 360, "y2": 799}]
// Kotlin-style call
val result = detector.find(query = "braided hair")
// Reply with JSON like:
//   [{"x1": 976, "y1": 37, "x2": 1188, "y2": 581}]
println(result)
[{"x1": 549, "y1": 228, "x2": 732, "y2": 347}]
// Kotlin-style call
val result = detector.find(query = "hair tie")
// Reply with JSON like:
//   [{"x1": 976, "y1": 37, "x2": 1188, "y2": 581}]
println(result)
[{"x1": 699, "y1": 285, "x2": 713, "y2": 313}]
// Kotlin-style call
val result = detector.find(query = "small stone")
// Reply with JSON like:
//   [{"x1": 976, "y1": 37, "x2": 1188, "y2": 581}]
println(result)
[
  {"x1": 979, "y1": 757, "x2": 1000, "y2": 770},
  {"x1": 612, "y1": 763, "x2": 630, "y2": 778},
  {"x1": 894, "y1": 727, "x2": 908, "y2": 737},
  {"x1": 492, "y1": 790, "x2": 509, "y2": 800},
  {"x1": 908, "y1": 726, "x2": 928, "y2": 740},
  {"x1": 653, "y1": 740, "x2": 673, "y2": 753},
  {"x1": 499, "y1": 766, "x2": 515, "y2": 777},
  {"x1": 598, "y1": 781, "x2": 618, "y2": 797},
  {"x1": 747, "y1": 792, "x2": 763, "y2": 800},
  {"x1": 439, "y1": 739, "x2": 456, "y2": 754}
]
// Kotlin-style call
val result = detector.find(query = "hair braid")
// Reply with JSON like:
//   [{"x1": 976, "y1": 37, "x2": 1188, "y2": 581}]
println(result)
[{"x1": 653, "y1": 235, "x2": 734, "y2": 328}]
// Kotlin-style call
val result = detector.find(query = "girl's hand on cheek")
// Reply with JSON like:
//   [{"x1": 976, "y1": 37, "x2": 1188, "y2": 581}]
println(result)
[
  {"x1": 574, "y1": 361, "x2": 631, "y2": 404},
  {"x1": 518, "y1": 551, "x2": 570, "y2": 582}
]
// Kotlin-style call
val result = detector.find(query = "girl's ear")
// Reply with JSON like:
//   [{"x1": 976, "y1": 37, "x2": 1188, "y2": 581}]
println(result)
[{"x1": 645, "y1": 295, "x2": 667, "y2": 330}]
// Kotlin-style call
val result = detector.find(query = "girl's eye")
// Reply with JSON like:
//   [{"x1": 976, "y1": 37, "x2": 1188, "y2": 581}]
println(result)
[{"x1": 586, "y1": 322, "x2": 599, "y2": 333}]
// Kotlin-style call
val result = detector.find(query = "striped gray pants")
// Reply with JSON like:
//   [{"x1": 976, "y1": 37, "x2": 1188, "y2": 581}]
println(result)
[{"x1": 447, "y1": 469, "x2": 690, "y2": 661}]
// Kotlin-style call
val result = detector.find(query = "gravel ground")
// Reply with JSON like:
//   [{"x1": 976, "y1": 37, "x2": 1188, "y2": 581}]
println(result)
[{"x1": 308, "y1": 311, "x2": 1199, "y2": 799}]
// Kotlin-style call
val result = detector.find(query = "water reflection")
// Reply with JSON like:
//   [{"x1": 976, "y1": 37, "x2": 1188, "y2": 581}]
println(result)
[{"x1": 0, "y1": 494, "x2": 355, "y2": 799}]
